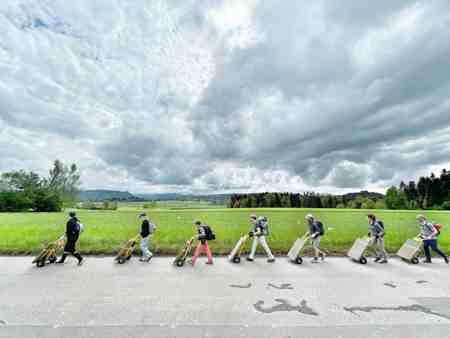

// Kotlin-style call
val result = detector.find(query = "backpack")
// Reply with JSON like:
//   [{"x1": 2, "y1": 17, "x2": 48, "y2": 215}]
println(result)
[
  {"x1": 203, "y1": 225, "x2": 216, "y2": 241},
  {"x1": 433, "y1": 223, "x2": 443, "y2": 236},
  {"x1": 378, "y1": 220, "x2": 385, "y2": 229},
  {"x1": 316, "y1": 221, "x2": 325, "y2": 236},
  {"x1": 76, "y1": 222, "x2": 84, "y2": 234},
  {"x1": 258, "y1": 216, "x2": 269, "y2": 236}
]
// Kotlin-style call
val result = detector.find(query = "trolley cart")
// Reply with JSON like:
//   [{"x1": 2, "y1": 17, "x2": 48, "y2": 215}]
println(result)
[
  {"x1": 287, "y1": 233, "x2": 309, "y2": 265},
  {"x1": 32, "y1": 235, "x2": 65, "y2": 268},
  {"x1": 115, "y1": 234, "x2": 141, "y2": 264},
  {"x1": 173, "y1": 236, "x2": 196, "y2": 267},
  {"x1": 228, "y1": 234, "x2": 251, "y2": 264},
  {"x1": 397, "y1": 237, "x2": 422, "y2": 264},
  {"x1": 347, "y1": 237, "x2": 371, "y2": 264}
]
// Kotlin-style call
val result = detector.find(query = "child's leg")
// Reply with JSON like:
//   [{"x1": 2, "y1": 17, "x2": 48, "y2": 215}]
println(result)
[
  {"x1": 377, "y1": 238, "x2": 387, "y2": 260},
  {"x1": 423, "y1": 240, "x2": 432, "y2": 262},
  {"x1": 191, "y1": 241, "x2": 203, "y2": 266},
  {"x1": 430, "y1": 240, "x2": 447, "y2": 260},
  {"x1": 259, "y1": 236, "x2": 275, "y2": 260},
  {"x1": 204, "y1": 241, "x2": 213, "y2": 263},
  {"x1": 140, "y1": 236, "x2": 151, "y2": 258},
  {"x1": 248, "y1": 237, "x2": 258, "y2": 259}
]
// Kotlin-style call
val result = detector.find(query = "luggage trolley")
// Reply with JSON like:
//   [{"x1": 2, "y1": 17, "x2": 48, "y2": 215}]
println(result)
[
  {"x1": 397, "y1": 237, "x2": 422, "y2": 264},
  {"x1": 287, "y1": 233, "x2": 309, "y2": 265},
  {"x1": 347, "y1": 237, "x2": 371, "y2": 264}
]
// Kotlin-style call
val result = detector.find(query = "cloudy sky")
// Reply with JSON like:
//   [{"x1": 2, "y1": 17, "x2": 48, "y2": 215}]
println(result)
[{"x1": 1, "y1": 0, "x2": 450, "y2": 194}]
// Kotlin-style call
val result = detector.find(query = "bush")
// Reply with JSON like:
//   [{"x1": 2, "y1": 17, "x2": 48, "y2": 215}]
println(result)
[
  {"x1": 442, "y1": 201, "x2": 450, "y2": 210},
  {"x1": 0, "y1": 192, "x2": 33, "y2": 212},
  {"x1": 33, "y1": 190, "x2": 63, "y2": 212}
]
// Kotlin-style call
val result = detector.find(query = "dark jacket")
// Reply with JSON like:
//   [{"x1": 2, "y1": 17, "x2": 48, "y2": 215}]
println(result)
[
  {"x1": 141, "y1": 219, "x2": 150, "y2": 237},
  {"x1": 66, "y1": 217, "x2": 80, "y2": 239}
]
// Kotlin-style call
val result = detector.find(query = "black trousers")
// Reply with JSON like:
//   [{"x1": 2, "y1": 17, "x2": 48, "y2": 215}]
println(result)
[{"x1": 64, "y1": 234, "x2": 79, "y2": 254}]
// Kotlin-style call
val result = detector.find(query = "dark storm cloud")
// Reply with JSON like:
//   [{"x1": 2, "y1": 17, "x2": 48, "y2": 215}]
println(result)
[{"x1": 188, "y1": 0, "x2": 450, "y2": 188}]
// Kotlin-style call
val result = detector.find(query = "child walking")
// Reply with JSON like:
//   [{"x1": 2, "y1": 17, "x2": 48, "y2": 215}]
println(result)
[
  {"x1": 190, "y1": 220, "x2": 214, "y2": 266},
  {"x1": 57, "y1": 211, "x2": 84, "y2": 265},
  {"x1": 367, "y1": 214, "x2": 388, "y2": 263},
  {"x1": 305, "y1": 214, "x2": 326, "y2": 263},
  {"x1": 247, "y1": 215, "x2": 275, "y2": 263},
  {"x1": 417, "y1": 214, "x2": 449, "y2": 264},
  {"x1": 139, "y1": 213, "x2": 156, "y2": 262}
]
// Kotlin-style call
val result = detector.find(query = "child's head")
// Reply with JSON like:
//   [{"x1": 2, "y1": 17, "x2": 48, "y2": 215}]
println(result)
[
  {"x1": 139, "y1": 213, "x2": 148, "y2": 220},
  {"x1": 193, "y1": 220, "x2": 202, "y2": 228},
  {"x1": 367, "y1": 214, "x2": 376, "y2": 224},
  {"x1": 69, "y1": 211, "x2": 76, "y2": 218},
  {"x1": 416, "y1": 214, "x2": 426, "y2": 225},
  {"x1": 305, "y1": 214, "x2": 314, "y2": 224},
  {"x1": 250, "y1": 214, "x2": 257, "y2": 224}
]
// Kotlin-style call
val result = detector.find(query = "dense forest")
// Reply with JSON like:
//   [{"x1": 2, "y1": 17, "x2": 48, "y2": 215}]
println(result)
[{"x1": 228, "y1": 169, "x2": 450, "y2": 210}]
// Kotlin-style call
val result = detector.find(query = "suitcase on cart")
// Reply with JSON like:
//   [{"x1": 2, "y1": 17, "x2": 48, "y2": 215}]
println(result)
[
  {"x1": 287, "y1": 236, "x2": 308, "y2": 265},
  {"x1": 397, "y1": 238, "x2": 422, "y2": 264},
  {"x1": 348, "y1": 237, "x2": 371, "y2": 264}
]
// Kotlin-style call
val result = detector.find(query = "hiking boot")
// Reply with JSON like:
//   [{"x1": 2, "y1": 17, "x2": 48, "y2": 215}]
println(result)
[
  {"x1": 246, "y1": 257, "x2": 254, "y2": 262},
  {"x1": 267, "y1": 258, "x2": 275, "y2": 263},
  {"x1": 56, "y1": 254, "x2": 68, "y2": 264}
]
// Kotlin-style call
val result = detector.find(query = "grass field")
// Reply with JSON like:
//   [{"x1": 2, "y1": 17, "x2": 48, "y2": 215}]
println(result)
[{"x1": 0, "y1": 207, "x2": 449, "y2": 256}]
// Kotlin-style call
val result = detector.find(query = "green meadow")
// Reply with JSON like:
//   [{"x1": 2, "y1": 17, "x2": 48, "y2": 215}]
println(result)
[{"x1": 0, "y1": 206, "x2": 449, "y2": 255}]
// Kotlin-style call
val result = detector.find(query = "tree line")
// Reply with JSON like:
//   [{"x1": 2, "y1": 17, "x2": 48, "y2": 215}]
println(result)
[
  {"x1": 386, "y1": 169, "x2": 450, "y2": 210},
  {"x1": 228, "y1": 169, "x2": 450, "y2": 210},
  {"x1": 0, "y1": 160, "x2": 80, "y2": 212}
]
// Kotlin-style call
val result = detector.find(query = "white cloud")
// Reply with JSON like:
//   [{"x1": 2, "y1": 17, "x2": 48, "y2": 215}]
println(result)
[{"x1": 1, "y1": 0, "x2": 450, "y2": 194}]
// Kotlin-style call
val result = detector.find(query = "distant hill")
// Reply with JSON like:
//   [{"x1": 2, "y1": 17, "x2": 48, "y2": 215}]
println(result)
[
  {"x1": 78, "y1": 190, "x2": 141, "y2": 202},
  {"x1": 135, "y1": 193, "x2": 231, "y2": 204},
  {"x1": 341, "y1": 191, "x2": 384, "y2": 200}
]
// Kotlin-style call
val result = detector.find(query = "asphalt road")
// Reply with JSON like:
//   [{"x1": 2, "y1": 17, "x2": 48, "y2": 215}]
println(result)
[{"x1": 1, "y1": 256, "x2": 450, "y2": 338}]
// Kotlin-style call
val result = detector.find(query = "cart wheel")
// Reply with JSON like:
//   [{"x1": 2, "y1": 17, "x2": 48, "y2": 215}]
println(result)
[
  {"x1": 295, "y1": 257, "x2": 303, "y2": 265},
  {"x1": 48, "y1": 256, "x2": 57, "y2": 264},
  {"x1": 176, "y1": 259, "x2": 185, "y2": 267},
  {"x1": 232, "y1": 256, "x2": 241, "y2": 264},
  {"x1": 411, "y1": 257, "x2": 419, "y2": 265},
  {"x1": 359, "y1": 257, "x2": 367, "y2": 265},
  {"x1": 36, "y1": 260, "x2": 45, "y2": 268}
]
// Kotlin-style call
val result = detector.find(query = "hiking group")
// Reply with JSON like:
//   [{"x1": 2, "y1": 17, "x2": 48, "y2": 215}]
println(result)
[{"x1": 51, "y1": 211, "x2": 448, "y2": 266}]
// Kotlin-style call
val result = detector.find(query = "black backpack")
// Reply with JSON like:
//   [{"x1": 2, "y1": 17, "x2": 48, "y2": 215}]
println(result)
[
  {"x1": 203, "y1": 225, "x2": 216, "y2": 241},
  {"x1": 377, "y1": 220, "x2": 385, "y2": 229},
  {"x1": 316, "y1": 221, "x2": 325, "y2": 236}
]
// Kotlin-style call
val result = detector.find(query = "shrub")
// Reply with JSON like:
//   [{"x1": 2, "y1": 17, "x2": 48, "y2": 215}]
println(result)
[
  {"x1": 442, "y1": 201, "x2": 450, "y2": 210},
  {"x1": 0, "y1": 192, "x2": 33, "y2": 212}
]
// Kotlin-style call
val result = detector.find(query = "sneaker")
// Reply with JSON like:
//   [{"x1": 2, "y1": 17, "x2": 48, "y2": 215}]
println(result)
[
  {"x1": 374, "y1": 257, "x2": 381, "y2": 263},
  {"x1": 188, "y1": 259, "x2": 194, "y2": 266},
  {"x1": 444, "y1": 257, "x2": 449, "y2": 264},
  {"x1": 422, "y1": 259, "x2": 432, "y2": 264},
  {"x1": 205, "y1": 261, "x2": 213, "y2": 265},
  {"x1": 77, "y1": 257, "x2": 84, "y2": 266},
  {"x1": 246, "y1": 257, "x2": 254, "y2": 262},
  {"x1": 378, "y1": 259, "x2": 388, "y2": 264},
  {"x1": 139, "y1": 257, "x2": 146, "y2": 262},
  {"x1": 311, "y1": 257, "x2": 319, "y2": 263},
  {"x1": 267, "y1": 258, "x2": 275, "y2": 263},
  {"x1": 320, "y1": 252, "x2": 326, "y2": 261}
]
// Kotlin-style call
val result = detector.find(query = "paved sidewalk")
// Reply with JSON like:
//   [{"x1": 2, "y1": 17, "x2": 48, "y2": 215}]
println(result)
[{"x1": 1, "y1": 256, "x2": 449, "y2": 337}]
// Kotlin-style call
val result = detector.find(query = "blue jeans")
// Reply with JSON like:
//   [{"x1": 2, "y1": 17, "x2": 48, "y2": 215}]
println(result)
[{"x1": 423, "y1": 239, "x2": 447, "y2": 261}]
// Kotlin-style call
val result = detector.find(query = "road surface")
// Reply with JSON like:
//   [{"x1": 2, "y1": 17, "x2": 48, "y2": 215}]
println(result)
[{"x1": 1, "y1": 256, "x2": 450, "y2": 337}]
